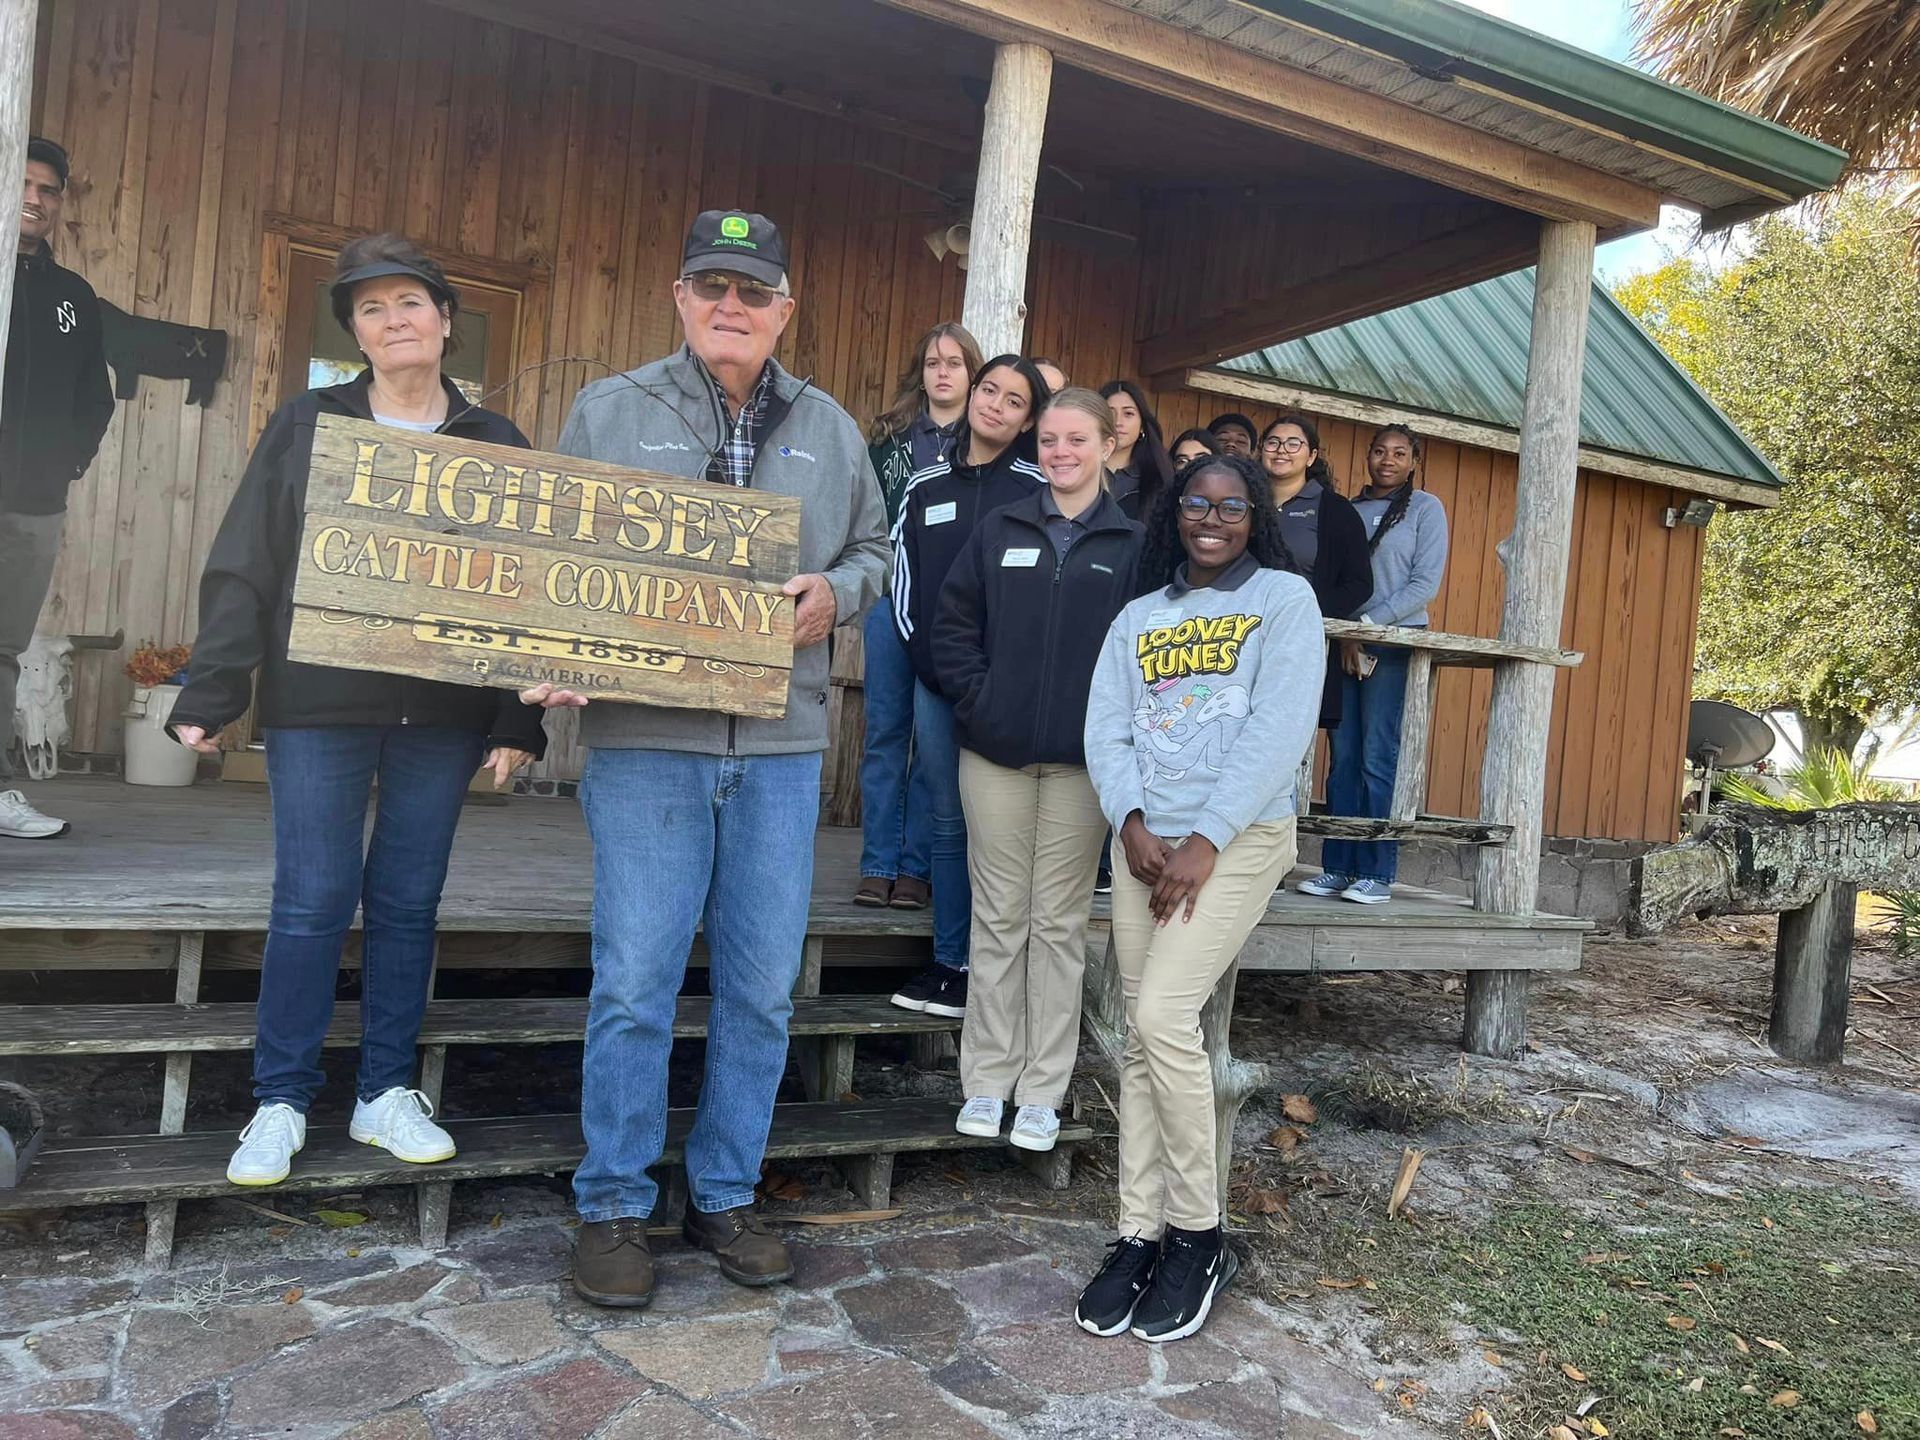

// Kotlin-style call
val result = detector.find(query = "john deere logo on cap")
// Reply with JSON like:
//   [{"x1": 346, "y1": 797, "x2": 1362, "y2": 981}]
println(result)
[{"x1": 721, "y1": 215, "x2": 751, "y2": 239}]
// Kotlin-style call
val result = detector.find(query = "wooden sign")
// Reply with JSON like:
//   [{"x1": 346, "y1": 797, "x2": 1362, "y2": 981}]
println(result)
[{"x1": 287, "y1": 414, "x2": 801, "y2": 718}]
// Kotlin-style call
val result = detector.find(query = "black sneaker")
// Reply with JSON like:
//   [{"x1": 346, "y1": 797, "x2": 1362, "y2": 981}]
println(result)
[
  {"x1": 891, "y1": 961, "x2": 967, "y2": 1016},
  {"x1": 1129, "y1": 1226, "x2": 1237, "y2": 1343},
  {"x1": 1094, "y1": 868, "x2": 1113, "y2": 896},
  {"x1": 1075, "y1": 1235, "x2": 1159, "y2": 1336}
]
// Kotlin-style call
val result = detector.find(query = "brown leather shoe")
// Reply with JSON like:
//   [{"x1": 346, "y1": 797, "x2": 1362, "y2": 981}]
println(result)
[
  {"x1": 683, "y1": 1204, "x2": 794, "y2": 1286},
  {"x1": 853, "y1": 876, "x2": 892, "y2": 908},
  {"x1": 888, "y1": 875, "x2": 931, "y2": 910},
  {"x1": 572, "y1": 1218, "x2": 655, "y2": 1307}
]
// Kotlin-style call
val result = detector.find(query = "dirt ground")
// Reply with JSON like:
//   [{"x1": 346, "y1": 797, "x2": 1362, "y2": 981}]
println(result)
[{"x1": 3, "y1": 917, "x2": 1916, "y2": 1439}]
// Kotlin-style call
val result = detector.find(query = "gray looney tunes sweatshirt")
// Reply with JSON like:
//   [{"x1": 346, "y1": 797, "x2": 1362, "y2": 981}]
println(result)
[{"x1": 1084, "y1": 554, "x2": 1324, "y2": 850}]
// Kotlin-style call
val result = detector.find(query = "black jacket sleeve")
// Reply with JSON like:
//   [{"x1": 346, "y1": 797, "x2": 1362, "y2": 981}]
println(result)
[
  {"x1": 1316, "y1": 494, "x2": 1374, "y2": 622},
  {"x1": 168, "y1": 403, "x2": 307, "y2": 735},
  {"x1": 68, "y1": 290, "x2": 115, "y2": 479},
  {"x1": 931, "y1": 526, "x2": 991, "y2": 718}
]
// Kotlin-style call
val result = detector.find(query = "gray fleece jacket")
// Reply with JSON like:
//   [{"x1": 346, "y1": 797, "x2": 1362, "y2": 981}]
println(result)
[
  {"x1": 1085, "y1": 555, "x2": 1324, "y2": 850},
  {"x1": 555, "y1": 347, "x2": 889, "y2": 755},
  {"x1": 1354, "y1": 488, "x2": 1448, "y2": 628}
]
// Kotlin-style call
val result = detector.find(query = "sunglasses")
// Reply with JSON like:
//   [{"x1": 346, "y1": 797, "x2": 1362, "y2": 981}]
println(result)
[
  {"x1": 1178, "y1": 495, "x2": 1252, "y2": 524},
  {"x1": 681, "y1": 273, "x2": 782, "y2": 309}
]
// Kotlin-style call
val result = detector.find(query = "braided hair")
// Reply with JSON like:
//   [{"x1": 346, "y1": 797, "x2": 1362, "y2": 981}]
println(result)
[
  {"x1": 1363, "y1": 423, "x2": 1423, "y2": 552},
  {"x1": 1139, "y1": 453, "x2": 1297, "y2": 593}
]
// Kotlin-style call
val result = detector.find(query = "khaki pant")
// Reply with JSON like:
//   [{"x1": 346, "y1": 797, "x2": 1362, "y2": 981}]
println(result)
[
  {"x1": 956, "y1": 749, "x2": 1107, "y2": 1108},
  {"x1": 1111, "y1": 817, "x2": 1297, "y2": 1235}
]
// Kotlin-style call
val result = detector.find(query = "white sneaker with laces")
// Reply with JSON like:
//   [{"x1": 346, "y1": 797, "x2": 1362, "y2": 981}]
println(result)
[
  {"x1": 1341, "y1": 878, "x2": 1393, "y2": 905},
  {"x1": 227, "y1": 1103, "x2": 306, "y2": 1186},
  {"x1": 1295, "y1": 872, "x2": 1350, "y2": 897},
  {"x1": 349, "y1": 1087, "x2": 456, "y2": 1163},
  {"x1": 0, "y1": 789, "x2": 68, "y2": 839},
  {"x1": 1008, "y1": 1104, "x2": 1060, "y2": 1152},
  {"x1": 954, "y1": 1096, "x2": 1005, "y2": 1138}
]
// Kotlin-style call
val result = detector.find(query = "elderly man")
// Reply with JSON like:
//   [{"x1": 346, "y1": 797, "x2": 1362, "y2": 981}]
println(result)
[
  {"x1": 551, "y1": 211, "x2": 888, "y2": 1309},
  {"x1": 1, "y1": 137, "x2": 112, "y2": 838}
]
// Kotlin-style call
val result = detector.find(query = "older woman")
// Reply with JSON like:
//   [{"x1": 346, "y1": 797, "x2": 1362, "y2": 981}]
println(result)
[{"x1": 170, "y1": 234, "x2": 548, "y2": 1187}]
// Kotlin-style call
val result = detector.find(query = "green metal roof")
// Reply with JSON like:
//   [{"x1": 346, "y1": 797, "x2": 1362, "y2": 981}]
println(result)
[{"x1": 1221, "y1": 268, "x2": 1783, "y2": 491}]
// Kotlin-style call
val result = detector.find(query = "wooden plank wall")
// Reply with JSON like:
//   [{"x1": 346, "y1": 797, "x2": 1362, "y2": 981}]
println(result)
[{"x1": 27, "y1": 0, "x2": 1696, "y2": 841}]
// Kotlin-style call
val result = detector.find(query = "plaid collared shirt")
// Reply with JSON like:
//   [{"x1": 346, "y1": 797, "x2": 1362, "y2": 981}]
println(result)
[{"x1": 698, "y1": 355, "x2": 778, "y2": 488}]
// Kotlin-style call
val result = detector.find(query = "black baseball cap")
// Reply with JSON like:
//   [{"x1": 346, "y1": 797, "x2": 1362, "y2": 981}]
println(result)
[
  {"x1": 682, "y1": 210, "x2": 788, "y2": 288},
  {"x1": 26, "y1": 137, "x2": 69, "y2": 189}
]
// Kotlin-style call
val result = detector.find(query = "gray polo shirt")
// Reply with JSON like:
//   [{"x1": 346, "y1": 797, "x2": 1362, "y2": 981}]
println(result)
[{"x1": 1276, "y1": 478, "x2": 1324, "y2": 573}]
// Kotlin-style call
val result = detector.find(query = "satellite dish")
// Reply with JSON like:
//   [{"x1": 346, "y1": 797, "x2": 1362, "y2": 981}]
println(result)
[
  {"x1": 1687, "y1": 700, "x2": 1775, "y2": 769},
  {"x1": 1687, "y1": 699, "x2": 1775, "y2": 810}
]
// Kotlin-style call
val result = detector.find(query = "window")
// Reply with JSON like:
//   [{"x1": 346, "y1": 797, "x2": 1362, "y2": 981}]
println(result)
[{"x1": 279, "y1": 242, "x2": 521, "y2": 407}]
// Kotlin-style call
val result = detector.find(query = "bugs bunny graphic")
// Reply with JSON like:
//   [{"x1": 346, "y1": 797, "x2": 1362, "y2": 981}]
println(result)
[{"x1": 1131, "y1": 682, "x2": 1252, "y2": 784}]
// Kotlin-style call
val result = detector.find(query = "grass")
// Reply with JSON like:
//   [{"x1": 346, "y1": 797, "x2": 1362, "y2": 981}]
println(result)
[{"x1": 1258, "y1": 1188, "x2": 1920, "y2": 1438}]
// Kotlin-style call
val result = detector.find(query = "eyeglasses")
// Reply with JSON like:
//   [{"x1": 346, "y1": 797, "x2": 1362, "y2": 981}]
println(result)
[
  {"x1": 1177, "y1": 495, "x2": 1252, "y2": 524},
  {"x1": 1260, "y1": 436, "x2": 1309, "y2": 454},
  {"x1": 680, "y1": 274, "x2": 782, "y2": 309}
]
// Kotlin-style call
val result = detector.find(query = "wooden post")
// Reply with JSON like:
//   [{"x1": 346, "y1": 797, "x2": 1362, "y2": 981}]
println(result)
[
  {"x1": 1467, "y1": 218, "x2": 1595, "y2": 1059},
  {"x1": 0, "y1": 0, "x2": 37, "y2": 438},
  {"x1": 415, "y1": 939, "x2": 451, "y2": 1249},
  {"x1": 1389, "y1": 651, "x2": 1436, "y2": 824},
  {"x1": 1770, "y1": 881, "x2": 1856, "y2": 1064},
  {"x1": 145, "y1": 930, "x2": 205, "y2": 1267},
  {"x1": 961, "y1": 42, "x2": 1053, "y2": 357},
  {"x1": 1202, "y1": 961, "x2": 1270, "y2": 1213}
]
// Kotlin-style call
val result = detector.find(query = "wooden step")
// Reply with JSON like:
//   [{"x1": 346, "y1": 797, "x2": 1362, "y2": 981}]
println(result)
[
  {"x1": 2, "y1": 1100, "x2": 1093, "y2": 1209},
  {"x1": 0, "y1": 995, "x2": 958, "y2": 1056}
]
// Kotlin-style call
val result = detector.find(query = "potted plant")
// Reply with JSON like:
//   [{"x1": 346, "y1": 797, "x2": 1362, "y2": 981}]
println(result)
[{"x1": 123, "y1": 641, "x2": 198, "y2": 786}]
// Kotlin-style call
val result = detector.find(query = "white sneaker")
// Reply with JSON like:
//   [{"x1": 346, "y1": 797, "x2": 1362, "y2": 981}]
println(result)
[
  {"x1": 349, "y1": 1087, "x2": 456, "y2": 1163},
  {"x1": 955, "y1": 1096, "x2": 1005, "y2": 1138},
  {"x1": 227, "y1": 1103, "x2": 306, "y2": 1186},
  {"x1": 0, "y1": 789, "x2": 68, "y2": 839},
  {"x1": 1008, "y1": 1104, "x2": 1060, "y2": 1152}
]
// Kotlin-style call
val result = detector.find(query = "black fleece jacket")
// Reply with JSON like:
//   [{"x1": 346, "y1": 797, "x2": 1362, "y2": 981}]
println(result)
[
  {"x1": 170, "y1": 372, "x2": 547, "y2": 755},
  {"x1": 1299, "y1": 485, "x2": 1372, "y2": 729},
  {"x1": 1, "y1": 241, "x2": 115, "y2": 513},
  {"x1": 890, "y1": 446, "x2": 1045, "y2": 692},
  {"x1": 931, "y1": 489, "x2": 1143, "y2": 769}
]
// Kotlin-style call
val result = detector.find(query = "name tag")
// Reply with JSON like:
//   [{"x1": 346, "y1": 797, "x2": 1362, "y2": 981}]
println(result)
[
  {"x1": 1146, "y1": 607, "x2": 1182, "y2": 627},
  {"x1": 1001, "y1": 547, "x2": 1041, "y2": 568},
  {"x1": 925, "y1": 501, "x2": 957, "y2": 526}
]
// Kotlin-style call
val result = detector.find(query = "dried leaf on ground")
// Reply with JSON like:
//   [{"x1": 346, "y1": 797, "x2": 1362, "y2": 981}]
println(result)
[
  {"x1": 1281, "y1": 1094, "x2": 1320, "y2": 1124},
  {"x1": 1387, "y1": 1147, "x2": 1425, "y2": 1220},
  {"x1": 1244, "y1": 1188, "x2": 1287, "y2": 1215},
  {"x1": 311, "y1": 1210, "x2": 368, "y2": 1228},
  {"x1": 1483, "y1": 1349, "x2": 1504, "y2": 1367},
  {"x1": 1586, "y1": 1420, "x2": 1609, "y2": 1437},
  {"x1": 1756, "y1": 1337, "x2": 1791, "y2": 1355},
  {"x1": 1666, "y1": 1315, "x2": 1698, "y2": 1331},
  {"x1": 281, "y1": 1287, "x2": 303, "y2": 1304},
  {"x1": 757, "y1": 1172, "x2": 808, "y2": 1202},
  {"x1": 1316, "y1": 1276, "x2": 1363, "y2": 1289},
  {"x1": 1685, "y1": 1376, "x2": 1705, "y2": 1393},
  {"x1": 1769, "y1": 1391, "x2": 1800, "y2": 1408},
  {"x1": 1730, "y1": 1333, "x2": 1751, "y2": 1354},
  {"x1": 1549, "y1": 1428, "x2": 1580, "y2": 1440},
  {"x1": 1721, "y1": 1133, "x2": 1769, "y2": 1147},
  {"x1": 1858, "y1": 1413, "x2": 1879, "y2": 1434},
  {"x1": 1561, "y1": 1363, "x2": 1588, "y2": 1382},
  {"x1": 1266, "y1": 1125, "x2": 1308, "y2": 1155},
  {"x1": 779, "y1": 1209, "x2": 903, "y2": 1225}
]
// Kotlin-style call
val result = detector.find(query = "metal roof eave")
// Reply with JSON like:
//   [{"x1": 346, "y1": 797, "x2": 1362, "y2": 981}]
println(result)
[{"x1": 1239, "y1": 0, "x2": 1848, "y2": 207}]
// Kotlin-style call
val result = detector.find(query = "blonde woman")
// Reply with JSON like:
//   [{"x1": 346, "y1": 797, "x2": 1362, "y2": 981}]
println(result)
[{"x1": 930, "y1": 388, "x2": 1143, "y2": 1151}]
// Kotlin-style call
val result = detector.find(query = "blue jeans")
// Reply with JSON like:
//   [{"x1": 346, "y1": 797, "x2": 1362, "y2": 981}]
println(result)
[
  {"x1": 255, "y1": 725, "x2": 484, "y2": 1110},
  {"x1": 1320, "y1": 646, "x2": 1412, "y2": 884},
  {"x1": 573, "y1": 747, "x2": 821, "y2": 1220},
  {"x1": 913, "y1": 680, "x2": 970, "y2": 970},
  {"x1": 857, "y1": 605, "x2": 932, "y2": 884}
]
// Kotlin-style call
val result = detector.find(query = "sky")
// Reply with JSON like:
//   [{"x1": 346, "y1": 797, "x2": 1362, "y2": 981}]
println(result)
[{"x1": 1453, "y1": 0, "x2": 1699, "y2": 280}]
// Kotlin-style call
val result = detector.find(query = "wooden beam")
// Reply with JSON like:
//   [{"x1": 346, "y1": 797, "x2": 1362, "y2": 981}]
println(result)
[
  {"x1": 422, "y1": 0, "x2": 976, "y2": 157},
  {"x1": 1769, "y1": 881, "x2": 1855, "y2": 1065},
  {"x1": 0, "y1": 0, "x2": 37, "y2": 441},
  {"x1": 1184, "y1": 369, "x2": 1781, "y2": 510},
  {"x1": 962, "y1": 43, "x2": 1052, "y2": 358},
  {"x1": 1138, "y1": 212, "x2": 1539, "y2": 376},
  {"x1": 871, "y1": 0, "x2": 1661, "y2": 231},
  {"x1": 1467, "y1": 217, "x2": 1596, "y2": 1059}
]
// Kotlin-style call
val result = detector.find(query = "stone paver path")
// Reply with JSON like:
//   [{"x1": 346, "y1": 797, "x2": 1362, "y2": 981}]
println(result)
[{"x1": 0, "y1": 1207, "x2": 1440, "y2": 1439}]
